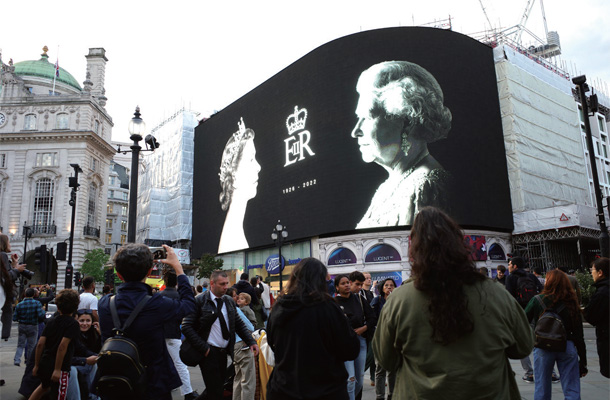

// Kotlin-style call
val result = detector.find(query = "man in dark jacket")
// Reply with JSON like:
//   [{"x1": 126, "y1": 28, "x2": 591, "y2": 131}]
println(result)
[
  {"x1": 584, "y1": 257, "x2": 609, "y2": 378},
  {"x1": 160, "y1": 272, "x2": 198, "y2": 400},
  {"x1": 98, "y1": 244, "x2": 195, "y2": 400},
  {"x1": 505, "y1": 256, "x2": 545, "y2": 383},
  {"x1": 182, "y1": 270, "x2": 258, "y2": 400}
]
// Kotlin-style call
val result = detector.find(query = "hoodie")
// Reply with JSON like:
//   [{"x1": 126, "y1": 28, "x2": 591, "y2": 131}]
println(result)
[{"x1": 267, "y1": 294, "x2": 360, "y2": 400}]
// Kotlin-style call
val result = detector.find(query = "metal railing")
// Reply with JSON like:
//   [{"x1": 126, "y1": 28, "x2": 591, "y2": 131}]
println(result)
[{"x1": 83, "y1": 225, "x2": 100, "y2": 238}]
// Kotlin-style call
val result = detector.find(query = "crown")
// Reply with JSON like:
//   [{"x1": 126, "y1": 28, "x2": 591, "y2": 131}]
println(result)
[
  {"x1": 286, "y1": 106, "x2": 308, "y2": 135},
  {"x1": 219, "y1": 117, "x2": 248, "y2": 182}
]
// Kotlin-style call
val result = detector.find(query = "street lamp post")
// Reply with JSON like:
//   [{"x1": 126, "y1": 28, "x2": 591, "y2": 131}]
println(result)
[
  {"x1": 116, "y1": 107, "x2": 159, "y2": 243},
  {"x1": 66, "y1": 163, "x2": 83, "y2": 288},
  {"x1": 21, "y1": 223, "x2": 32, "y2": 263},
  {"x1": 573, "y1": 75, "x2": 609, "y2": 258},
  {"x1": 271, "y1": 220, "x2": 288, "y2": 293}
]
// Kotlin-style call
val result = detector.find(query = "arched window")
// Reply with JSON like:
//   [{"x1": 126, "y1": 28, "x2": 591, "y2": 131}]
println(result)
[
  {"x1": 56, "y1": 113, "x2": 69, "y2": 129},
  {"x1": 87, "y1": 184, "x2": 97, "y2": 228},
  {"x1": 33, "y1": 178, "x2": 54, "y2": 231},
  {"x1": 24, "y1": 114, "x2": 37, "y2": 130}
]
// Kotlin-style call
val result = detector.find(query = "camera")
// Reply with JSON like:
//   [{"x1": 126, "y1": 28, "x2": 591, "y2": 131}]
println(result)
[{"x1": 20, "y1": 269, "x2": 35, "y2": 280}]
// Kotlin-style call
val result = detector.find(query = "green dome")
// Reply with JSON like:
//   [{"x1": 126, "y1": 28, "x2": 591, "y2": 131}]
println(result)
[{"x1": 14, "y1": 54, "x2": 82, "y2": 91}]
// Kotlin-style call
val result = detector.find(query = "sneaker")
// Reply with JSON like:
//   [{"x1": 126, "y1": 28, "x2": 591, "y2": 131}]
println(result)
[
  {"x1": 552, "y1": 374, "x2": 560, "y2": 383},
  {"x1": 184, "y1": 391, "x2": 199, "y2": 400},
  {"x1": 522, "y1": 374, "x2": 534, "y2": 383},
  {"x1": 370, "y1": 380, "x2": 375, "y2": 386},
  {"x1": 14, "y1": 362, "x2": 20, "y2": 366}
]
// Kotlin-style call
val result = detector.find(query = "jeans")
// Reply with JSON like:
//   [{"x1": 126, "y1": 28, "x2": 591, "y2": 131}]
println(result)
[
  {"x1": 521, "y1": 354, "x2": 533, "y2": 375},
  {"x1": 533, "y1": 341, "x2": 580, "y2": 400},
  {"x1": 165, "y1": 338, "x2": 193, "y2": 396},
  {"x1": 345, "y1": 335, "x2": 367, "y2": 400},
  {"x1": 375, "y1": 361, "x2": 396, "y2": 399},
  {"x1": 14, "y1": 323, "x2": 37, "y2": 364},
  {"x1": 67, "y1": 364, "x2": 99, "y2": 400}
]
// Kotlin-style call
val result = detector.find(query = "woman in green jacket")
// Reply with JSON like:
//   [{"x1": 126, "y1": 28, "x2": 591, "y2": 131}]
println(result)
[{"x1": 373, "y1": 207, "x2": 533, "y2": 399}]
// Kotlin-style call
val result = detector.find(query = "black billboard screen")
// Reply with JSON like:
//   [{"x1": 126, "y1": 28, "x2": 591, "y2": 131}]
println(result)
[{"x1": 193, "y1": 27, "x2": 513, "y2": 256}]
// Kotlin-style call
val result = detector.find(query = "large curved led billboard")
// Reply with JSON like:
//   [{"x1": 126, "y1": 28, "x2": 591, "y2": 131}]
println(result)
[{"x1": 193, "y1": 27, "x2": 512, "y2": 256}]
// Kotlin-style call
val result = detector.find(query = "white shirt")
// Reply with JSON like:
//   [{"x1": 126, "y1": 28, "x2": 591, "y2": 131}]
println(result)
[
  {"x1": 78, "y1": 292, "x2": 98, "y2": 311},
  {"x1": 207, "y1": 291, "x2": 229, "y2": 349},
  {"x1": 260, "y1": 282, "x2": 271, "y2": 309}
]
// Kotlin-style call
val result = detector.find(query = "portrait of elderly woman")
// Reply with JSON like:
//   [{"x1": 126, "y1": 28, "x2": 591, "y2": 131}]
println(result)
[
  {"x1": 351, "y1": 61, "x2": 452, "y2": 229},
  {"x1": 218, "y1": 118, "x2": 261, "y2": 253}
]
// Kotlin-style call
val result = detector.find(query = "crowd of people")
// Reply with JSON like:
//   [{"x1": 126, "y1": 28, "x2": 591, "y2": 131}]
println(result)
[{"x1": 1, "y1": 208, "x2": 609, "y2": 400}]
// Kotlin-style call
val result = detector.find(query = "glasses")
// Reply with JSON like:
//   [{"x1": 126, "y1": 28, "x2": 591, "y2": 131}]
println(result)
[{"x1": 76, "y1": 309, "x2": 92, "y2": 316}]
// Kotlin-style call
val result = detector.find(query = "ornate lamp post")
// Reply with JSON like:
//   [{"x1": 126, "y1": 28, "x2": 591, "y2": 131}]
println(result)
[
  {"x1": 271, "y1": 220, "x2": 288, "y2": 293},
  {"x1": 116, "y1": 107, "x2": 159, "y2": 243}
]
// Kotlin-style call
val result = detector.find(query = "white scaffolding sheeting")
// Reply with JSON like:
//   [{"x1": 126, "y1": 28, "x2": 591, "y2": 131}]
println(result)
[
  {"x1": 137, "y1": 109, "x2": 197, "y2": 244},
  {"x1": 495, "y1": 47, "x2": 592, "y2": 233}
]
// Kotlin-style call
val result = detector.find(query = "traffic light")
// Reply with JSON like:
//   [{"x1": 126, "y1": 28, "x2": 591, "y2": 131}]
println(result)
[
  {"x1": 65, "y1": 265, "x2": 74, "y2": 288},
  {"x1": 104, "y1": 269, "x2": 114, "y2": 285},
  {"x1": 34, "y1": 245, "x2": 47, "y2": 276},
  {"x1": 56, "y1": 242, "x2": 67, "y2": 261},
  {"x1": 74, "y1": 271, "x2": 82, "y2": 287}
]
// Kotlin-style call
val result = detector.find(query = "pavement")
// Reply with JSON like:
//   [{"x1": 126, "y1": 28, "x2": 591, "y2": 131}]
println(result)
[{"x1": 1, "y1": 324, "x2": 608, "y2": 399}]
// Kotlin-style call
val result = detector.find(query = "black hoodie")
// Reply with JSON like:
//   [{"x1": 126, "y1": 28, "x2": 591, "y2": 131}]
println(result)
[{"x1": 267, "y1": 295, "x2": 360, "y2": 400}]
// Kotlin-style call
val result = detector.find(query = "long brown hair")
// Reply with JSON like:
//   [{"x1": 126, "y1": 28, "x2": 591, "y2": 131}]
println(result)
[
  {"x1": 542, "y1": 269, "x2": 580, "y2": 319},
  {"x1": 410, "y1": 207, "x2": 485, "y2": 345}
]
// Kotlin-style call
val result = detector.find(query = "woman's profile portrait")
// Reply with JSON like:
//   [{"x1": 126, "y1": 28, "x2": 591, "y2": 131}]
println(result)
[
  {"x1": 351, "y1": 60, "x2": 452, "y2": 229},
  {"x1": 218, "y1": 117, "x2": 261, "y2": 253}
]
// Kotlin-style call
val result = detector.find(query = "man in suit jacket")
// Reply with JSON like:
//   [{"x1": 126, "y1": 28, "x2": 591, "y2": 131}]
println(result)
[{"x1": 182, "y1": 270, "x2": 259, "y2": 400}]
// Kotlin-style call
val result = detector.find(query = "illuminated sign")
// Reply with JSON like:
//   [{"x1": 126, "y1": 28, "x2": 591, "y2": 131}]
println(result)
[{"x1": 193, "y1": 27, "x2": 513, "y2": 257}]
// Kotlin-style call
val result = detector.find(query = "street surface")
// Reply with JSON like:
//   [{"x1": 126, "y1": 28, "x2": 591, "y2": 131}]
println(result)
[{"x1": 1, "y1": 324, "x2": 608, "y2": 399}]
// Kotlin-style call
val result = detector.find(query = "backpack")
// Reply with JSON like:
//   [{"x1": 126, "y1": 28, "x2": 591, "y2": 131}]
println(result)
[
  {"x1": 533, "y1": 296, "x2": 567, "y2": 352},
  {"x1": 96, "y1": 295, "x2": 151, "y2": 399},
  {"x1": 516, "y1": 275, "x2": 538, "y2": 307}
]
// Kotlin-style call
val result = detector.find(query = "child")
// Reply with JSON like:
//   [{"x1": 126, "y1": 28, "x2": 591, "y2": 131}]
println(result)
[
  {"x1": 237, "y1": 293, "x2": 257, "y2": 326},
  {"x1": 29, "y1": 289, "x2": 80, "y2": 400}
]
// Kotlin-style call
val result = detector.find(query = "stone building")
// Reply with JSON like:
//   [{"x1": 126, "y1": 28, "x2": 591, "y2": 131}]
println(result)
[{"x1": 0, "y1": 46, "x2": 115, "y2": 288}]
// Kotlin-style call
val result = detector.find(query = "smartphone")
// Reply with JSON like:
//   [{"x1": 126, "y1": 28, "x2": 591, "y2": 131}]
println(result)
[{"x1": 150, "y1": 247, "x2": 166, "y2": 263}]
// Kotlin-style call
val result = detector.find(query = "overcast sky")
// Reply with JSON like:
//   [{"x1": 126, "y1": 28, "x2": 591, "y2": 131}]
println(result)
[{"x1": 2, "y1": 0, "x2": 608, "y2": 143}]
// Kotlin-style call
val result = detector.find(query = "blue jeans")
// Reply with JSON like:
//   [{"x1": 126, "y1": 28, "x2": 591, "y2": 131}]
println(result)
[
  {"x1": 344, "y1": 335, "x2": 367, "y2": 400},
  {"x1": 533, "y1": 340, "x2": 580, "y2": 400},
  {"x1": 14, "y1": 323, "x2": 37, "y2": 364}
]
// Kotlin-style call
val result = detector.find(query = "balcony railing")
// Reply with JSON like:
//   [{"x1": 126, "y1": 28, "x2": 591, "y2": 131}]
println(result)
[
  {"x1": 24, "y1": 223, "x2": 57, "y2": 236},
  {"x1": 83, "y1": 225, "x2": 100, "y2": 238}
]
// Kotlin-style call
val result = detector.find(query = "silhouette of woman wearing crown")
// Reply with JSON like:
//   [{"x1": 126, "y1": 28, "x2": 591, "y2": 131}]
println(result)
[
  {"x1": 351, "y1": 61, "x2": 451, "y2": 228},
  {"x1": 218, "y1": 118, "x2": 261, "y2": 253}
]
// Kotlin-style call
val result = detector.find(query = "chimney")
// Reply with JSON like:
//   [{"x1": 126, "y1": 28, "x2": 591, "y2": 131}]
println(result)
[{"x1": 85, "y1": 48, "x2": 108, "y2": 105}]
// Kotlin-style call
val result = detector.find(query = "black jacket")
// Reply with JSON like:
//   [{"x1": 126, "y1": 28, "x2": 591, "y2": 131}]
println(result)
[
  {"x1": 160, "y1": 287, "x2": 181, "y2": 339},
  {"x1": 181, "y1": 290, "x2": 255, "y2": 357},
  {"x1": 584, "y1": 278, "x2": 609, "y2": 340},
  {"x1": 505, "y1": 268, "x2": 543, "y2": 307},
  {"x1": 267, "y1": 295, "x2": 359, "y2": 399}
]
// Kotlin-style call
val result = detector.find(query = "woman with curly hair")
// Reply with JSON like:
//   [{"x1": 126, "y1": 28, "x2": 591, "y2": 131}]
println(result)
[
  {"x1": 217, "y1": 117, "x2": 261, "y2": 254},
  {"x1": 351, "y1": 61, "x2": 452, "y2": 229},
  {"x1": 373, "y1": 207, "x2": 532, "y2": 399},
  {"x1": 525, "y1": 269, "x2": 587, "y2": 400}
]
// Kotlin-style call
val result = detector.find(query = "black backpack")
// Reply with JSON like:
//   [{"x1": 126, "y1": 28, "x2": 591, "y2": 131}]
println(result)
[
  {"x1": 516, "y1": 275, "x2": 538, "y2": 307},
  {"x1": 533, "y1": 296, "x2": 567, "y2": 352},
  {"x1": 96, "y1": 295, "x2": 151, "y2": 399}
]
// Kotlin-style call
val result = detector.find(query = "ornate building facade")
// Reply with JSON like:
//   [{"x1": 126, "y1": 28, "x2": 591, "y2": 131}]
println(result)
[{"x1": 0, "y1": 46, "x2": 115, "y2": 288}]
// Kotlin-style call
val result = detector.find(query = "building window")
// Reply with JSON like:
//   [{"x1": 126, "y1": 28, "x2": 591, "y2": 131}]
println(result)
[
  {"x1": 94, "y1": 120, "x2": 100, "y2": 135},
  {"x1": 0, "y1": 153, "x2": 5, "y2": 168},
  {"x1": 106, "y1": 233, "x2": 112, "y2": 244},
  {"x1": 121, "y1": 205, "x2": 127, "y2": 216},
  {"x1": 35, "y1": 153, "x2": 58, "y2": 167},
  {"x1": 33, "y1": 178, "x2": 54, "y2": 228},
  {"x1": 122, "y1": 192, "x2": 128, "y2": 201},
  {"x1": 104, "y1": 248, "x2": 111, "y2": 255},
  {"x1": 107, "y1": 203, "x2": 113, "y2": 214},
  {"x1": 56, "y1": 113, "x2": 69, "y2": 129},
  {"x1": 87, "y1": 185, "x2": 97, "y2": 227},
  {"x1": 108, "y1": 189, "x2": 114, "y2": 198},
  {"x1": 91, "y1": 158, "x2": 98, "y2": 172},
  {"x1": 120, "y1": 234, "x2": 126, "y2": 244},
  {"x1": 599, "y1": 116, "x2": 607, "y2": 133},
  {"x1": 602, "y1": 134, "x2": 608, "y2": 159},
  {"x1": 24, "y1": 114, "x2": 37, "y2": 130},
  {"x1": 106, "y1": 218, "x2": 113, "y2": 229},
  {"x1": 121, "y1": 220, "x2": 127, "y2": 231}
]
